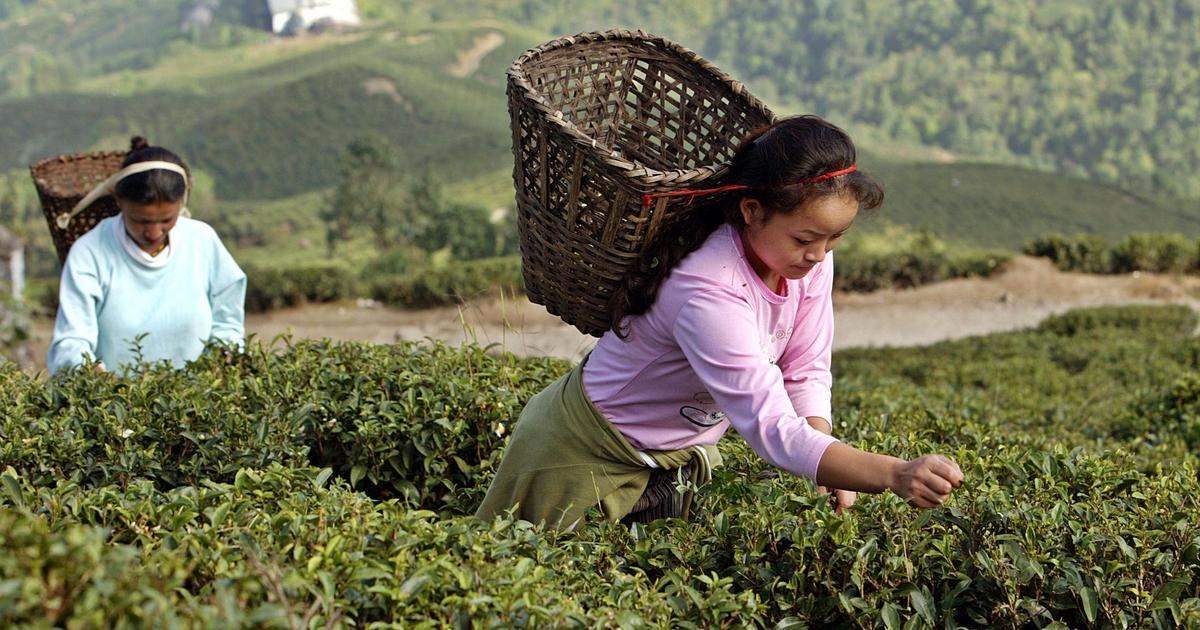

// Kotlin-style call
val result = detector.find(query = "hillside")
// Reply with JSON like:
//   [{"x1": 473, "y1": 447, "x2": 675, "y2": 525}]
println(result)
[
  {"x1": 2, "y1": 0, "x2": 1200, "y2": 277},
  {"x1": 1, "y1": 20, "x2": 536, "y2": 199}
]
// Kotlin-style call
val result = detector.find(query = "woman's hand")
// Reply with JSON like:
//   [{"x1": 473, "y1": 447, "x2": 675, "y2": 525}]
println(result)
[
  {"x1": 889, "y1": 455, "x2": 964, "y2": 508},
  {"x1": 817, "y1": 485, "x2": 858, "y2": 513}
]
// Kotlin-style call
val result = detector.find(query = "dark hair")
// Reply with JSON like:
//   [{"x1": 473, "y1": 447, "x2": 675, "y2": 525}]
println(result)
[
  {"x1": 113, "y1": 136, "x2": 190, "y2": 204},
  {"x1": 608, "y1": 115, "x2": 884, "y2": 337}
]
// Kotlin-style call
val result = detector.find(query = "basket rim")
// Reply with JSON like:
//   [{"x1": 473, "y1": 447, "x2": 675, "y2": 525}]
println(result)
[
  {"x1": 29, "y1": 149, "x2": 129, "y2": 189},
  {"x1": 29, "y1": 148, "x2": 128, "y2": 172},
  {"x1": 507, "y1": 28, "x2": 775, "y2": 192}
]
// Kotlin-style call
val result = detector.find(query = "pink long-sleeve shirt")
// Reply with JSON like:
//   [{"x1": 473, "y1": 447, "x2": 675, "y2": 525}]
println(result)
[{"x1": 582, "y1": 223, "x2": 839, "y2": 480}]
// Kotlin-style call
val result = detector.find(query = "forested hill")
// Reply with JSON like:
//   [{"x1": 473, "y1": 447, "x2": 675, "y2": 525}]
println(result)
[
  {"x1": 423, "y1": 0, "x2": 1195, "y2": 201},
  {"x1": 1, "y1": 0, "x2": 1199, "y2": 203}
]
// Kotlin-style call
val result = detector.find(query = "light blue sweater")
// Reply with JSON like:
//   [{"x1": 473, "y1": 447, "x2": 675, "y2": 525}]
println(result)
[{"x1": 48, "y1": 215, "x2": 246, "y2": 375}]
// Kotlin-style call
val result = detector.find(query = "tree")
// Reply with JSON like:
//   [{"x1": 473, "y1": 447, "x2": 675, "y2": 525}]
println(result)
[{"x1": 320, "y1": 138, "x2": 406, "y2": 255}]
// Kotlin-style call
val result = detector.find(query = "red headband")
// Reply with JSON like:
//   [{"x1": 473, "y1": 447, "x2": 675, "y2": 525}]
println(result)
[{"x1": 640, "y1": 164, "x2": 858, "y2": 208}]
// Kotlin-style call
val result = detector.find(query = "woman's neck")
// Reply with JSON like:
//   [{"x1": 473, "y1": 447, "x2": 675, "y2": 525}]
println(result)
[{"x1": 737, "y1": 229, "x2": 783, "y2": 293}]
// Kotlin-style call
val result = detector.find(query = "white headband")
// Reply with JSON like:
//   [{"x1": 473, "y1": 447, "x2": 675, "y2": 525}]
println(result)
[{"x1": 58, "y1": 160, "x2": 190, "y2": 230}]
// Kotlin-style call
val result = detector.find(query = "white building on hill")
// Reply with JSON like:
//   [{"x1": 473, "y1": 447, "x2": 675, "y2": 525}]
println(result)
[{"x1": 266, "y1": 0, "x2": 361, "y2": 35}]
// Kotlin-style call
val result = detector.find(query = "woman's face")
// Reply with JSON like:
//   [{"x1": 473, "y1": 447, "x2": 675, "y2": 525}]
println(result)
[
  {"x1": 118, "y1": 198, "x2": 182, "y2": 253},
  {"x1": 738, "y1": 192, "x2": 859, "y2": 285}
]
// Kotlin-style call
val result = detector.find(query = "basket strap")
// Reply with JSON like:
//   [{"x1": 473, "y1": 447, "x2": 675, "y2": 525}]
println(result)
[{"x1": 58, "y1": 161, "x2": 190, "y2": 229}]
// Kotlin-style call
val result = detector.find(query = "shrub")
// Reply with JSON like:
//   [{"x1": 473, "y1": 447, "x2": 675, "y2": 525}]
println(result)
[
  {"x1": 1114, "y1": 372, "x2": 1200, "y2": 450},
  {"x1": 23, "y1": 276, "x2": 59, "y2": 316},
  {"x1": 835, "y1": 226, "x2": 1008, "y2": 292},
  {"x1": 269, "y1": 338, "x2": 566, "y2": 511},
  {"x1": 423, "y1": 201, "x2": 514, "y2": 260},
  {"x1": 945, "y1": 249, "x2": 1012, "y2": 279},
  {"x1": 1038, "y1": 304, "x2": 1198, "y2": 338},
  {"x1": 1023, "y1": 232, "x2": 1111, "y2": 273},
  {"x1": 243, "y1": 261, "x2": 355, "y2": 312},
  {"x1": 368, "y1": 255, "x2": 524, "y2": 308},
  {"x1": 1, "y1": 305, "x2": 1199, "y2": 627},
  {"x1": 1, "y1": 336, "x2": 564, "y2": 511},
  {"x1": 0, "y1": 346, "x2": 312, "y2": 490},
  {"x1": 1110, "y1": 232, "x2": 1194, "y2": 273}
]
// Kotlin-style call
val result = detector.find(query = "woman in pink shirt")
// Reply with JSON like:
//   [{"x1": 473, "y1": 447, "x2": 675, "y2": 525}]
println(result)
[{"x1": 478, "y1": 115, "x2": 963, "y2": 528}]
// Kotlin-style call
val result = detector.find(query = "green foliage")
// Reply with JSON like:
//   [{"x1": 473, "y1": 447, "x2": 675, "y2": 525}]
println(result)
[
  {"x1": 1038, "y1": 305, "x2": 1199, "y2": 338},
  {"x1": 498, "y1": 0, "x2": 1200, "y2": 199},
  {"x1": 321, "y1": 136, "x2": 410, "y2": 254},
  {"x1": 321, "y1": 149, "x2": 517, "y2": 262},
  {"x1": 1025, "y1": 231, "x2": 1200, "y2": 274},
  {"x1": 0, "y1": 0, "x2": 185, "y2": 98},
  {"x1": 1, "y1": 337, "x2": 565, "y2": 511},
  {"x1": 0, "y1": 346, "x2": 311, "y2": 491},
  {"x1": 368, "y1": 255, "x2": 524, "y2": 308},
  {"x1": 835, "y1": 225, "x2": 1011, "y2": 292},
  {"x1": 0, "y1": 507, "x2": 188, "y2": 627},
  {"x1": 2, "y1": 306, "x2": 1200, "y2": 625},
  {"x1": 6, "y1": 5, "x2": 1200, "y2": 281},
  {"x1": 423, "y1": 201, "x2": 516, "y2": 260},
  {"x1": 274, "y1": 339, "x2": 565, "y2": 512},
  {"x1": 0, "y1": 292, "x2": 29, "y2": 362},
  {"x1": 242, "y1": 262, "x2": 355, "y2": 313},
  {"x1": 1115, "y1": 372, "x2": 1200, "y2": 452},
  {"x1": 859, "y1": 160, "x2": 1200, "y2": 249},
  {"x1": 1110, "y1": 232, "x2": 1195, "y2": 273},
  {"x1": 1024, "y1": 232, "x2": 1111, "y2": 273}
]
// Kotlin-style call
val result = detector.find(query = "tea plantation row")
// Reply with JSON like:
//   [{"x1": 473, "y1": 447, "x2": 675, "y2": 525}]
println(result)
[{"x1": 1, "y1": 305, "x2": 1198, "y2": 627}]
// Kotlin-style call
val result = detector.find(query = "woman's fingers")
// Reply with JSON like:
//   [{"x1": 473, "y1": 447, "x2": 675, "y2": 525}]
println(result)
[
  {"x1": 903, "y1": 455, "x2": 963, "y2": 508},
  {"x1": 930, "y1": 456, "x2": 965, "y2": 487},
  {"x1": 834, "y1": 489, "x2": 858, "y2": 513},
  {"x1": 910, "y1": 490, "x2": 949, "y2": 508}
]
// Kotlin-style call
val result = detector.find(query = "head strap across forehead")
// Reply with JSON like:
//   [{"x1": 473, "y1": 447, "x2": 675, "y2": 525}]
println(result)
[{"x1": 58, "y1": 161, "x2": 190, "y2": 229}]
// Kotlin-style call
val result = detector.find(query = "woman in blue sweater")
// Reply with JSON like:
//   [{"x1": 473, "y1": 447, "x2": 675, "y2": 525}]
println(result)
[{"x1": 48, "y1": 137, "x2": 246, "y2": 375}]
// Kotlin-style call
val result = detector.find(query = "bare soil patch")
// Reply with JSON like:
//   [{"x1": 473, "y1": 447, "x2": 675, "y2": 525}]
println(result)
[{"x1": 446, "y1": 32, "x2": 505, "y2": 78}]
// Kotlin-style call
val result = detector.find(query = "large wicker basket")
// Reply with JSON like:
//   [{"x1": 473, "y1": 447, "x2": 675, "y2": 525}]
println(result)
[
  {"x1": 508, "y1": 29, "x2": 775, "y2": 337},
  {"x1": 29, "y1": 150, "x2": 128, "y2": 263}
]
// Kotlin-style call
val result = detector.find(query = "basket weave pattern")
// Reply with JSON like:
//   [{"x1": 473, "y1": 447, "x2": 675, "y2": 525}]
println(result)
[
  {"x1": 30, "y1": 150, "x2": 128, "y2": 263},
  {"x1": 508, "y1": 30, "x2": 774, "y2": 337}
]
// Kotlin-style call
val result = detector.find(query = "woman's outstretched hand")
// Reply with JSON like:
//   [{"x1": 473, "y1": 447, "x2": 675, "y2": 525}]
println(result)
[
  {"x1": 817, "y1": 486, "x2": 858, "y2": 513},
  {"x1": 890, "y1": 455, "x2": 964, "y2": 508}
]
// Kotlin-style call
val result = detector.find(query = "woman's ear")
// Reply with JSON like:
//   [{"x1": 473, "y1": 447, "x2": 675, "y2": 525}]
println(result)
[{"x1": 739, "y1": 197, "x2": 763, "y2": 226}]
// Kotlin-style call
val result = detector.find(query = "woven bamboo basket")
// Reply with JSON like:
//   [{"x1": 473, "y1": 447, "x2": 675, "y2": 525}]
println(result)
[
  {"x1": 508, "y1": 29, "x2": 775, "y2": 337},
  {"x1": 30, "y1": 150, "x2": 128, "y2": 263}
]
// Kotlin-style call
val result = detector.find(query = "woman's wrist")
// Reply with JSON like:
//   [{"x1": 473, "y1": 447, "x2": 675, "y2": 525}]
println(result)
[{"x1": 884, "y1": 457, "x2": 904, "y2": 495}]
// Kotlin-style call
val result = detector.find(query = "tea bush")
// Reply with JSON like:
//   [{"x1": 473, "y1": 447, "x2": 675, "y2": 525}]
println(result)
[
  {"x1": 835, "y1": 227, "x2": 1010, "y2": 292},
  {"x1": 2, "y1": 337, "x2": 565, "y2": 511},
  {"x1": 368, "y1": 255, "x2": 525, "y2": 309},
  {"x1": 1110, "y1": 233, "x2": 1194, "y2": 274},
  {"x1": 0, "y1": 344, "x2": 312, "y2": 490},
  {"x1": 243, "y1": 262, "x2": 355, "y2": 313},
  {"x1": 1024, "y1": 233, "x2": 1111, "y2": 273},
  {"x1": 1025, "y1": 231, "x2": 1200, "y2": 274},
  {"x1": 1037, "y1": 304, "x2": 1198, "y2": 338},
  {"x1": 264, "y1": 338, "x2": 563, "y2": 512},
  {"x1": 2, "y1": 304, "x2": 1199, "y2": 626}
]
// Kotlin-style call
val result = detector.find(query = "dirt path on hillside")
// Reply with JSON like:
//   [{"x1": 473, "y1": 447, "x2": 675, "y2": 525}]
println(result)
[
  {"x1": 447, "y1": 32, "x2": 505, "y2": 78},
  {"x1": 832, "y1": 255, "x2": 1200, "y2": 347},
  {"x1": 26, "y1": 256, "x2": 1200, "y2": 371}
]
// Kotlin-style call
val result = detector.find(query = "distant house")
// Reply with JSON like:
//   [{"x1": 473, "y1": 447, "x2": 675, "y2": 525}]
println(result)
[{"x1": 266, "y1": 0, "x2": 361, "y2": 35}]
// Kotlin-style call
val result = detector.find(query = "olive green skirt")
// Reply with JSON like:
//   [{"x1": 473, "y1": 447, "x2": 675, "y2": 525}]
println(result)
[{"x1": 475, "y1": 361, "x2": 721, "y2": 529}]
